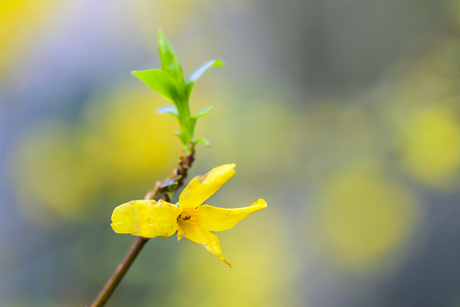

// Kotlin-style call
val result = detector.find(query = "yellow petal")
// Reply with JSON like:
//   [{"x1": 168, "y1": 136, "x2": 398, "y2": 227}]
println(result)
[
  {"x1": 111, "y1": 199, "x2": 181, "y2": 239},
  {"x1": 177, "y1": 219, "x2": 232, "y2": 267},
  {"x1": 179, "y1": 164, "x2": 236, "y2": 210},
  {"x1": 196, "y1": 199, "x2": 267, "y2": 231}
]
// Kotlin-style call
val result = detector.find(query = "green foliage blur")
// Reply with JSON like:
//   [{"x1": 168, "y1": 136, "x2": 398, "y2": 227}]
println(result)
[{"x1": 2, "y1": 1, "x2": 460, "y2": 307}]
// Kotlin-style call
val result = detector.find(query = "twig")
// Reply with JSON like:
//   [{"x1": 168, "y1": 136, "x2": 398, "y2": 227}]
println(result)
[
  {"x1": 89, "y1": 147, "x2": 195, "y2": 307},
  {"x1": 88, "y1": 236, "x2": 149, "y2": 307}
]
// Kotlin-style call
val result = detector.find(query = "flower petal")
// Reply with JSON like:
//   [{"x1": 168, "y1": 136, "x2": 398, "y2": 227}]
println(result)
[
  {"x1": 196, "y1": 199, "x2": 267, "y2": 231},
  {"x1": 179, "y1": 164, "x2": 236, "y2": 210},
  {"x1": 111, "y1": 199, "x2": 181, "y2": 239},
  {"x1": 177, "y1": 219, "x2": 232, "y2": 267}
]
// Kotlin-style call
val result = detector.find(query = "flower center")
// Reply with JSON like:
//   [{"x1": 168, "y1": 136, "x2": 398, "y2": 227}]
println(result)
[{"x1": 178, "y1": 214, "x2": 191, "y2": 221}]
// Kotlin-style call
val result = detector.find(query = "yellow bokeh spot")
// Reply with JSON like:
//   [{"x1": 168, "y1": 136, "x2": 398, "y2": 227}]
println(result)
[
  {"x1": 82, "y1": 86, "x2": 179, "y2": 188},
  {"x1": 11, "y1": 121, "x2": 99, "y2": 222},
  {"x1": 11, "y1": 85, "x2": 179, "y2": 224},
  {"x1": 0, "y1": 0, "x2": 59, "y2": 77},
  {"x1": 400, "y1": 103, "x2": 460, "y2": 189},
  {"x1": 318, "y1": 163, "x2": 419, "y2": 272}
]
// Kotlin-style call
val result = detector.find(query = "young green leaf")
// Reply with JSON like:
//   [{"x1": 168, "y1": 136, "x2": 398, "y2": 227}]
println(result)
[
  {"x1": 132, "y1": 70, "x2": 179, "y2": 103},
  {"x1": 191, "y1": 106, "x2": 213, "y2": 119},
  {"x1": 156, "y1": 105, "x2": 179, "y2": 118},
  {"x1": 185, "y1": 59, "x2": 224, "y2": 100},
  {"x1": 158, "y1": 30, "x2": 185, "y2": 91},
  {"x1": 193, "y1": 137, "x2": 211, "y2": 147}
]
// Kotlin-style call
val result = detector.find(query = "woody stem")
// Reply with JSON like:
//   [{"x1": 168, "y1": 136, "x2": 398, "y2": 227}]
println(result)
[{"x1": 88, "y1": 236, "x2": 149, "y2": 307}]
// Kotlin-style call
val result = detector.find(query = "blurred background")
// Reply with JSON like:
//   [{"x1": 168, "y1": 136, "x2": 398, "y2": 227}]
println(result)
[{"x1": 2, "y1": 0, "x2": 460, "y2": 306}]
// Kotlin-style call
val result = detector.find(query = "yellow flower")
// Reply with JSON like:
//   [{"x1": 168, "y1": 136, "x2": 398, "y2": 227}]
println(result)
[{"x1": 111, "y1": 164, "x2": 267, "y2": 267}]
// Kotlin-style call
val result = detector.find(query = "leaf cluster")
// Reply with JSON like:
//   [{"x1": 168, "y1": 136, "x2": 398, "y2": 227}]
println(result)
[{"x1": 132, "y1": 31, "x2": 224, "y2": 153}]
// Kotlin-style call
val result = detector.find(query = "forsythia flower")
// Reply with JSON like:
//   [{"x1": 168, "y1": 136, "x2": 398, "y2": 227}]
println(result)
[{"x1": 111, "y1": 164, "x2": 267, "y2": 267}]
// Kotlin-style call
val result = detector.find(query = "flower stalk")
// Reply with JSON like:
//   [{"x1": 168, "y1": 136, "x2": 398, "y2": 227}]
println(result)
[
  {"x1": 88, "y1": 237, "x2": 148, "y2": 307},
  {"x1": 88, "y1": 31, "x2": 266, "y2": 307}
]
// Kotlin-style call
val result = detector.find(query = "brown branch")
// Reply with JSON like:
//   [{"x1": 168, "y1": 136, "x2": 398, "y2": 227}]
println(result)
[
  {"x1": 89, "y1": 147, "x2": 195, "y2": 307},
  {"x1": 88, "y1": 236, "x2": 149, "y2": 307}
]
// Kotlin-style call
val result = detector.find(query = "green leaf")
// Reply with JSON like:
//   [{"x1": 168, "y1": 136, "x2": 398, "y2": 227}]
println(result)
[
  {"x1": 132, "y1": 69, "x2": 179, "y2": 103},
  {"x1": 185, "y1": 59, "x2": 224, "y2": 100},
  {"x1": 193, "y1": 137, "x2": 211, "y2": 147},
  {"x1": 158, "y1": 30, "x2": 185, "y2": 90},
  {"x1": 156, "y1": 105, "x2": 179, "y2": 118},
  {"x1": 191, "y1": 106, "x2": 213, "y2": 119},
  {"x1": 186, "y1": 59, "x2": 224, "y2": 84}
]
